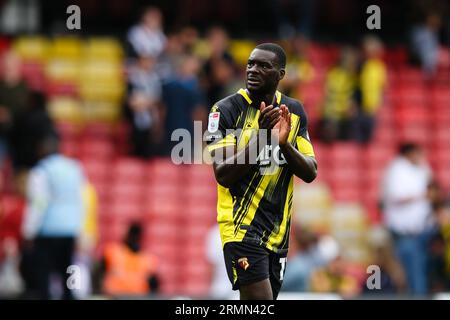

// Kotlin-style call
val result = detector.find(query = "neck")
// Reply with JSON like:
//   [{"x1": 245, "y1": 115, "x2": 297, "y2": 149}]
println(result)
[{"x1": 247, "y1": 88, "x2": 277, "y2": 107}]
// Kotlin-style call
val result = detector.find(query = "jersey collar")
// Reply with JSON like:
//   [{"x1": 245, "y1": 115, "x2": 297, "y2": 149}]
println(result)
[{"x1": 238, "y1": 88, "x2": 282, "y2": 106}]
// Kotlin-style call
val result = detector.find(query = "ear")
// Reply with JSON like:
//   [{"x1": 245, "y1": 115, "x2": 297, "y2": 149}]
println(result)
[{"x1": 278, "y1": 69, "x2": 285, "y2": 81}]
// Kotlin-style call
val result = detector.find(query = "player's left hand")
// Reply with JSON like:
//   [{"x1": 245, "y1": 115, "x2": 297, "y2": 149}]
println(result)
[{"x1": 273, "y1": 104, "x2": 291, "y2": 146}]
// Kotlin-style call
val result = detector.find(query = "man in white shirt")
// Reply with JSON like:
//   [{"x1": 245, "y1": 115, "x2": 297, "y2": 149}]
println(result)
[
  {"x1": 205, "y1": 225, "x2": 238, "y2": 300},
  {"x1": 127, "y1": 6, "x2": 167, "y2": 59},
  {"x1": 381, "y1": 143, "x2": 436, "y2": 295},
  {"x1": 21, "y1": 135, "x2": 86, "y2": 299}
]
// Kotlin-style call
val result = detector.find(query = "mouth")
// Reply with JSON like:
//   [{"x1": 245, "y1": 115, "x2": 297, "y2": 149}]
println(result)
[{"x1": 247, "y1": 77, "x2": 261, "y2": 86}]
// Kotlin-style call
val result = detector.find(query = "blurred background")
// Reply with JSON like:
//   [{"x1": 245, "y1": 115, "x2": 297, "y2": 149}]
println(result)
[{"x1": 0, "y1": 0, "x2": 450, "y2": 300}]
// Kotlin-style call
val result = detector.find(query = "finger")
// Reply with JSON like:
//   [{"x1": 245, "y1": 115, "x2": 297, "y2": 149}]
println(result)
[
  {"x1": 263, "y1": 107, "x2": 280, "y2": 119},
  {"x1": 260, "y1": 104, "x2": 274, "y2": 115},
  {"x1": 260, "y1": 101, "x2": 266, "y2": 112},
  {"x1": 262, "y1": 113, "x2": 280, "y2": 129},
  {"x1": 270, "y1": 117, "x2": 280, "y2": 128},
  {"x1": 282, "y1": 106, "x2": 289, "y2": 119},
  {"x1": 269, "y1": 108, "x2": 281, "y2": 120}
]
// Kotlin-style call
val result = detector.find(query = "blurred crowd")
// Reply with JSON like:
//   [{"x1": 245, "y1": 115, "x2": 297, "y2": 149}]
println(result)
[
  {"x1": 0, "y1": 4, "x2": 450, "y2": 299},
  {"x1": 282, "y1": 143, "x2": 450, "y2": 297}
]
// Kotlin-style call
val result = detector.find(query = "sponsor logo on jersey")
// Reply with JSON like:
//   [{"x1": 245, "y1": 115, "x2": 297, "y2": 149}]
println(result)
[{"x1": 208, "y1": 112, "x2": 220, "y2": 132}]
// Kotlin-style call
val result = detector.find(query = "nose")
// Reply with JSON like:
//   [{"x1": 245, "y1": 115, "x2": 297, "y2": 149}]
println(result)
[{"x1": 247, "y1": 64, "x2": 259, "y2": 75}]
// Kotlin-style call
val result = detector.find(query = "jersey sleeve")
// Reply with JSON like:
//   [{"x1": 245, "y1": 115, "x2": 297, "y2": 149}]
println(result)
[
  {"x1": 205, "y1": 104, "x2": 236, "y2": 153},
  {"x1": 296, "y1": 103, "x2": 315, "y2": 157}
]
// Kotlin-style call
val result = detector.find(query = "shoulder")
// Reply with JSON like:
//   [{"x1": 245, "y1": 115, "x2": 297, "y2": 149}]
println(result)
[
  {"x1": 210, "y1": 93, "x2": 243, "y2": 125},
  {"x1": 60, "y1": 156, "x2": 85, "y2": 175},
  {"x1": 282, "y1": 94, "x2": 307, "y2": 118},
  {"x1": 212, "y1": 93, "x2": 242, "y2": 112}
]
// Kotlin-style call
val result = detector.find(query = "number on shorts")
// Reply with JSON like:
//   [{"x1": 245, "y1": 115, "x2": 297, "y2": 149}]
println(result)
[{"x1": 279, "y1": 257, "x2": 287, "y2": 281}]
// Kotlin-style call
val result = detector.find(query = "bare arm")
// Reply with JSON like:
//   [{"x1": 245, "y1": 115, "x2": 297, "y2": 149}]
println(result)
[
  {"x1": 211, "y1": 102, "x2": 280, "y2": 188},
  {"x1": 277, "y1": 105, "x2": 317, "y2": 183},
  {"x1": 211, "y1": 138, "x2": 261, "y2": 188},
  {"x1": 280, "y1": 142, "x2": 317, "y2": 183}
]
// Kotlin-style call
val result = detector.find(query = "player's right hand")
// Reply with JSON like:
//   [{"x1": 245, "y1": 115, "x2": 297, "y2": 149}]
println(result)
[{"x1": 258, "y1": 101, "x2": 281, "y2": 130}]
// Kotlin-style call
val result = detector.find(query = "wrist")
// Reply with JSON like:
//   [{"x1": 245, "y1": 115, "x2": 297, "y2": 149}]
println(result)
[{"x1": 279, "y1": 140, "x2": 289, "y2": 148}]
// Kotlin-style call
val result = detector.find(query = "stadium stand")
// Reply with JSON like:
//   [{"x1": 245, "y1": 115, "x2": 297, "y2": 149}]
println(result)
[{"x1": 1, "y1": 34, "x2": 449, "y2": 297}]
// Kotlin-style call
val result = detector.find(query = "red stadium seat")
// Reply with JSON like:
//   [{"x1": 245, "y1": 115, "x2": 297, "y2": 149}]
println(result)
[
  {"x1": 144, "y1": 183, "x2": 181, "y2": 203},
  {"x1": 435, "y1": 168, "x2": 450, "y2": 192},
  {"x1": 102, "y1": 202, "x2": 144, "y2": 220},
  {"x1": 144, "y1": 198, "x2": 182, "y2": 221},
  {"x1": 364, "y1": 145, "x2": 396, "y2": 165},
  {"x1": 146, "y1": 221, "x2": 179, "y2": 240},
  {"x1": 55, "y1": 121, "x2": 81, "y2": 140},
  {"x1": 59, "y1": 139, "x2": 79, "y2": 158},
  {"x1": 81, "y1": 159, "x2": 111, "y2": 183},
  {"x1": 45, "y1": 81, "x2": 79, "y2": 97},
  {"x1": 431, "y1": 86, "x2": 450, "y2": 106},
  {"x1": 330, "y1": 186, "x2": 362, "y2": 202},
  {"x1": 79, "y1": 139, "x2": 115, "y2": 159},
  {"x1": 81, "y1": 122, "x2": 115, "y2": 139},
  {"x1": 392, "y1": 84, "x2": 427, "y2": 106},
  {"x1": 147, "y1": 159, "x2": 183, "y2": 182},
  {"x1": 112, "y1": 157, "x2": 147, "y2": 184},
  {"x1": 21, "y1": 61, "x2": 46, "y2": 91},
  {"x1": 109, "y1": 182, "x2": 145, "y2": 205},
  {"x1": 330, "y1": 143, "x2": 362, "y2": 163},
  {"x1": 186, "y1": 164, "x2": 216, "y2": 184},
  {"x1": 397, "y1": 67, "x2": 425, "y2": 85}
]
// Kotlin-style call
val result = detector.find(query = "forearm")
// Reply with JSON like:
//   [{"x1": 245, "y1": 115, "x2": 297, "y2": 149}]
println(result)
[
  {"x1": 280, "y1": 142, "x2": 317, "y2": 183},
  {"x1": 213, "y1": 136, "x2": 265, "y2": 188}
]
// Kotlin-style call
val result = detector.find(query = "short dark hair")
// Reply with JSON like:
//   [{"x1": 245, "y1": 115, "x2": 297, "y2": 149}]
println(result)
[
  {"x1": 399, "y1": 142, "x2": 421, "y2": 155},
  {"x1": 255, "y1": 43, "x2": 286, "y2": 69}
]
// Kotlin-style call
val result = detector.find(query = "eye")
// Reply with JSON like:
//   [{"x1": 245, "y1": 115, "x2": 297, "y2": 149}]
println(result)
[{"x1": 247, "y1": 61, "x2": 254, "y2": 67}]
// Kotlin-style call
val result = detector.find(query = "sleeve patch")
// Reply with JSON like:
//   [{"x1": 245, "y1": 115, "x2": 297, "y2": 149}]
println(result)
[{"x1": 208, "y1": 112, "x2": 220, "y2": 133}]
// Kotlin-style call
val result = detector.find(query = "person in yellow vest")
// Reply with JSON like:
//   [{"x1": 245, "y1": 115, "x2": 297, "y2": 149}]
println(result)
[
  {"x1": 355, "y1": 35, "x2": 387, "y2": 143},
  {"x1": 100, "y1": 223, "x2": 159, "y2": 297},
  {"x1": 72, "y1": 182, "x2": 98, "y2": 299},
  {"x1": 320, "y1": 47, "x2": 358, "y2": 143}
]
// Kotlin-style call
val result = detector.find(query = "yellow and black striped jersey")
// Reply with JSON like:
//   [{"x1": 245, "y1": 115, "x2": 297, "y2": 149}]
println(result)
[{"x1": 206, "y1": 88, "x2": 315, "y2": 254}]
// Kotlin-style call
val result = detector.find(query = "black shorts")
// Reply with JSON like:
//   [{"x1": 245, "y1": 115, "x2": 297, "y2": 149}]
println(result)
[{"x1": 223, "y1": 241, "x2": 288, "y2": 299}]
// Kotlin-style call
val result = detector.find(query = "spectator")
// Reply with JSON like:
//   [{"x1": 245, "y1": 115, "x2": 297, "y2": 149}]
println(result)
[
  {"x1": 282, "y1": 226, "x2": 326, "y2": 292},
  {"x1": 279, "y1": 34, "x2": 315, "y2": 100},
  {"x1": 381, "y1": 143, "x2": 437, "y2": 295},
  {"x1": 125, "y1": 55, "x2": 164, "y2": 158},
  {"x1": 9, "y1": 91, "x2": 57, "y2": 171},
  {"x1": 0, "y1": 50, "x2": 29, "y2": 166},
  {"x1": 355, "y1": 35, "x2": 387, "y2": 144},
  {"x1": 127, "y1": 6, "x2": 167, "y2": 59},
  {"x1": 201, "y1": 26, "x2": 235, "y2": 107},
  {"x1": 205, "y1": 224, "x2": 237, "y2": 299},
  {"x1": 72, "y1": 182, "x2": 99, "y2": 299},
  {"x1": 410, "y1": 12, "x2": 442, "y2": 76},
  {"x1": 0, "y1": 237, "x2": 24, "y2": 298},
  {"x1": 156, "y1": 30, "x2": 185, "y2": 82},
  {"x1": 309, "y1": 255, "x2": 360, "y2": 297},
  {"x1": 20, "y1": 135, "x2": 87, "y2": 300},
  {"x1": 162, "y1": 54, "x2": 206, "y2": 155},
  {"x1": 362, "y1": 226, "x2": 406, "y2": 295},
  {"x1": 428, "y1": 184, "x2": 450, "y2": 292},
  {"x1": 178, "y1": 26, "x2": 200, "y2": 55},
  {"x1": 319, "y1": 47, "x2": 358, "y2": 143},
  {"x1": 99, "y1": 223, "x2": 159, "y2": 297}
]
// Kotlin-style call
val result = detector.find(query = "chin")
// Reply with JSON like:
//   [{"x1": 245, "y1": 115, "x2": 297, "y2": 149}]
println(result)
[{"x1": 246, "y1": 84, "x2": 263, "y2": 93}]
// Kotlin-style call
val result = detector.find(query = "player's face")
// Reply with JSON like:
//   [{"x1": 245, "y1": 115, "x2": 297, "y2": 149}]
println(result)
[{"x1": 246, "y1": 49, "x2": 284, "y2": 94}]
